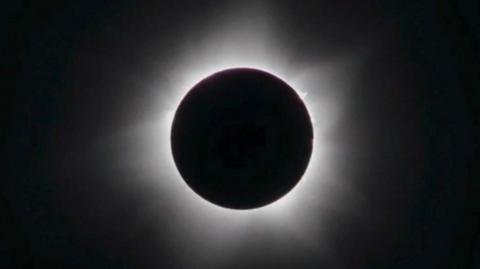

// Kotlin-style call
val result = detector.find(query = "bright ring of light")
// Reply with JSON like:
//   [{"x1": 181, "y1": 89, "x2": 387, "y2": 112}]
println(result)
[{"x1": 131, "y1": 3, "x2": 352, "y2": 266}]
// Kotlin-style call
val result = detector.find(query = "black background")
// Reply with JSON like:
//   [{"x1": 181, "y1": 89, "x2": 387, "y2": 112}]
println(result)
[{"x1": 2, "y1": 1, "x2": 479, "y2": 268}]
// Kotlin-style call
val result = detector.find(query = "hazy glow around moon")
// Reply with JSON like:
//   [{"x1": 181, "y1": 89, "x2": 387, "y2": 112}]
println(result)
[{"x1": 121, "y1": 1, "x2": 362, "y2": 266}]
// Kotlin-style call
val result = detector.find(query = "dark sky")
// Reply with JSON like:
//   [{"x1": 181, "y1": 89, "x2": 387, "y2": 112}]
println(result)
[{"x1": 3, "y1": 1, "x2": 479, "y2": 268}]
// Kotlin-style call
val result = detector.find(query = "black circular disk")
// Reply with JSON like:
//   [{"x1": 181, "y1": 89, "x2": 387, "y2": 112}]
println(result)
[{"x1": 171, "y1": 68, "x2": 313, "y2": 209}]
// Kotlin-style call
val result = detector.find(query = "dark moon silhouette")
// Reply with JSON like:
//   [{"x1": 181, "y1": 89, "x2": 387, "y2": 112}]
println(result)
[{"x1": 171, "y1": 68, "x2": 313, "y2": 209}]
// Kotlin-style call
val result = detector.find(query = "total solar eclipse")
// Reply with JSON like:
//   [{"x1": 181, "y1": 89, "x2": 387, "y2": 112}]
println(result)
[{"x1": 171, "y1": 68, "x2": 313, "y2": 209}]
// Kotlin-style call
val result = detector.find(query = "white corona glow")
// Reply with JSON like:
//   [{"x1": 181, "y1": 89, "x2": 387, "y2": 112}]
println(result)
[{"x1": 116, "y1": 1, "x2": 360, "y2": 265}]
